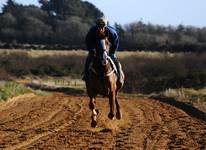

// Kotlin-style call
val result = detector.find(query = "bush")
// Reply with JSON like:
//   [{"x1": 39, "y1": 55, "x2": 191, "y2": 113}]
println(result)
[
  {"x1": 0, "y1": 82, "x2": 32, "y2": 101},
  {"x1": 121, "y1": 52, "x2": 206, "y2": 93}
]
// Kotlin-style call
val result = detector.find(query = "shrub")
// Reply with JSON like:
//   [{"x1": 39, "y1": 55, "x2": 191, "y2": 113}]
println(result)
[{"x1": 0, "y1": 82, "x2": 32, "y2": 101}]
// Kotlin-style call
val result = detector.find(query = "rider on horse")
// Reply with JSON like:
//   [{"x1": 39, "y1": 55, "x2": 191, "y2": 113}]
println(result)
[{"x1": 83, "y1": 16, "x2": 123, "y2": 84}]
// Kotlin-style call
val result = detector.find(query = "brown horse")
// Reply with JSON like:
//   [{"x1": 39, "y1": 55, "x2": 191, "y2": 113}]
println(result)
[{"x1": 85, "y1": 35, "x2": 124, "y2": 128}]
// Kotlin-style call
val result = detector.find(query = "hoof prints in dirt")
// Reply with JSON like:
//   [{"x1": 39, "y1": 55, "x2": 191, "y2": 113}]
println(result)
[{"x1": 0, "y1": 94, "x2": 206, "y2": 149}]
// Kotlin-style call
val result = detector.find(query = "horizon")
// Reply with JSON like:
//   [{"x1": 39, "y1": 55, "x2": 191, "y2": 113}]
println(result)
[{"x1": 0, "y1": 0, "x2": 206, "y2": 28}]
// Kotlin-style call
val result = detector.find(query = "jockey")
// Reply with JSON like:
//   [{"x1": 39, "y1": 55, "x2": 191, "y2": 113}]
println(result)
[{"x1": 82, "y1": 16, "x2": 122, "y2": 82}]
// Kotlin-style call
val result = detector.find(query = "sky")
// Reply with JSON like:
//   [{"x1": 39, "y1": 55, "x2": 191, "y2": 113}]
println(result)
[{"x1": 0, "y1": 0, "x2": 206, "y2": 27}]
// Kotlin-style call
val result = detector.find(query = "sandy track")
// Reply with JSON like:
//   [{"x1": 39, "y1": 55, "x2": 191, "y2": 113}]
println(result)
[{"x1": 0, "y1": 93, "x2": 205, "y2": 149}]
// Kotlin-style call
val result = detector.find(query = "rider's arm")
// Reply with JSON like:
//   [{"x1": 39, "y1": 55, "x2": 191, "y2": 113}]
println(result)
[
  {"x1": 108, "y1": 27, "x2": 119, "y2": 55},
  {"x1": 85, "y1": 27, "x2": 96, "y2": 55}
]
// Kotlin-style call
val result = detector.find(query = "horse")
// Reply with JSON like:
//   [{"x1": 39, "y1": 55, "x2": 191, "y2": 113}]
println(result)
[{"x1": 85, "y1": 34, "x2": 124, "y2": 128}]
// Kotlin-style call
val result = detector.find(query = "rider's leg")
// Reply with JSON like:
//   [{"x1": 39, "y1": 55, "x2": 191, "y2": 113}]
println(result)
[
  {"x1": 82, "y1": 53, "x2": 93, "y2": 81},
  {"x1": 110, "y1": 53, "x2": 120, "y2": 76},
  {"x1": 110, "y1": 53, "x2": 124, "y2": 84}
]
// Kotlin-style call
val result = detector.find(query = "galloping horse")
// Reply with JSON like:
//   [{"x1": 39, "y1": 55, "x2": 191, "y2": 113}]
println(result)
[{"x1": 85, "y1": 34, "x2": 124, "y2": 128}]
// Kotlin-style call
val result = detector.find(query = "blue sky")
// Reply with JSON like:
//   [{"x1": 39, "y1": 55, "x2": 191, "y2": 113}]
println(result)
[{"x1": 0, "y1": 0, "x2": 206, "y2": 27}]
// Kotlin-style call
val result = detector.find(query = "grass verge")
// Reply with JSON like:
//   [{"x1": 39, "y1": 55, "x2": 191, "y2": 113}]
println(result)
[
  {"x1": 161, "y1": 88, "x2": 206, "y2": 112},
  {"x1": 0, "y1": 81, "x2": 48, "y2": 101}
]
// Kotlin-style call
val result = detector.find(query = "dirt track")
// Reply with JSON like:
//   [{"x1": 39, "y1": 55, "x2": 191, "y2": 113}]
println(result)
[{"x1": 0, "y1": 93, "x2": 206, "y2": 149}]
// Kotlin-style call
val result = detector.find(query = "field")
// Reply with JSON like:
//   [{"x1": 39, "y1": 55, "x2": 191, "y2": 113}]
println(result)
[
  {"x1": 0, "y1": 49, "x2": 206, "y2": 149},
  {"x1": 0, "y1": 50, "x2": 206, "y2": 92},
  {"x1": 0, "y1": 49, "x2": 205, "y2": 108}
]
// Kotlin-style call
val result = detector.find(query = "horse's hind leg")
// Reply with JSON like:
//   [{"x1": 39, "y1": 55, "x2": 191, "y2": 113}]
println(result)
[
  {"x1": 89, "y1": 97, "x2": 98, "y2": 127},
  {"x1": 115, "y1": 96, "x2": 122, "y2": 120}
]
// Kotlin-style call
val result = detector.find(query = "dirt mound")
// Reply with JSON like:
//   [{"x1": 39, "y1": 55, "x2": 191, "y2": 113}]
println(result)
[{"x1": 0, "y1": 93, "x2": 205, "y2": 149}]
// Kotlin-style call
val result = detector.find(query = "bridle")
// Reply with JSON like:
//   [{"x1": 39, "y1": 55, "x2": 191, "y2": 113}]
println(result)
[
  {"x1": 96, "y1": 37, "x2": 111, "y2": 67},
  {"x1": 91, "y1": 36, "x2": 115, "y2": 77}
]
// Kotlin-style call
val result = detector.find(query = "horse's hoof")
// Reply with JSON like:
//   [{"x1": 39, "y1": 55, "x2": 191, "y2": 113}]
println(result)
[
  {"x1": 91, "y1": 120, "x2": 97, "y2": 128},
  {"x1": 108, "y1": 113, "x2": 115, "y2": 120},
  {"x1": 116, "y1": 111, "x2": 122, "y2": 120}
]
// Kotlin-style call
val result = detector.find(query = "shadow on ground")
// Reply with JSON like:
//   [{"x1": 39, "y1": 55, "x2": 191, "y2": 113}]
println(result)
[
  {"x1": 26, "y1": 83, "x2": 85, "y2": 95},
  {"x1": 150, "y1": 95, "x2": 206, "y2": 122}
]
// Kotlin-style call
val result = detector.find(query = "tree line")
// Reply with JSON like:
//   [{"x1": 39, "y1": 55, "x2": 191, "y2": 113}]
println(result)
[
  {"x1": 115, "y1": 22, "x2": 206, "y2": 52},
  {"x1": 0, "y1": 0, "x2": 206, "y2": 52},
  {"x1": 0, "y1": 0, "x2": 103, "y2": 49}
]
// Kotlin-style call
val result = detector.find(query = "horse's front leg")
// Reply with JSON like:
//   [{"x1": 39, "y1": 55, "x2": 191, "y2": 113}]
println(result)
[
  {"x1": 108, "y1": 92, "x2": 115, "y2": 120},
  {"x1": 89, "y1": 97, "x2": 98, "y2": 127},
  {"x1": 115, "y1": 95, "x2": 122, "y2": 120}
]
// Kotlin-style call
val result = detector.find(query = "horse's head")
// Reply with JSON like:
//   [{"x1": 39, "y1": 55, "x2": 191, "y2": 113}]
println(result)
[{"x1": 95, "y1": 29, "x2": 110, "y2": 66}]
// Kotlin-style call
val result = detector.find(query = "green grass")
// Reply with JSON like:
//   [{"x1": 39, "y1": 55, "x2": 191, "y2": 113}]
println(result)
[
  {"x1": 0, "y1": 81, "x2": 50, "y2": 101},
  {"x1": 0, "y1": 82, "x2": 32, "y2": 101}
]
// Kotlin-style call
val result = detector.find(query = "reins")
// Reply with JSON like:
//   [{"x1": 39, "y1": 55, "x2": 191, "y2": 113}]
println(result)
[{"x1": 90, "y1": 31, "x2": 116, "y2": 77}]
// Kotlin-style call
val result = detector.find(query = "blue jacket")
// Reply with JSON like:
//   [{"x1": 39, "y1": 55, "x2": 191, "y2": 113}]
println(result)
[{"x1": 85, "y1": 25, "x2": 119, "y2": 55}]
